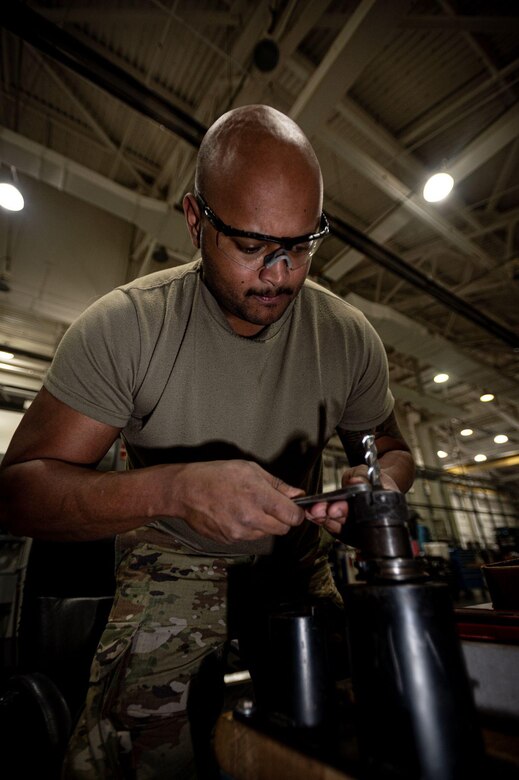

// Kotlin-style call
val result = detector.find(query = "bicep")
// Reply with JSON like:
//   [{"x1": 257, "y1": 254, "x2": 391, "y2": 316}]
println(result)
[
  {"x1": 2, "y1": 387, "x2": 121, "y2": 468},
  {"x1": 337, "y1": 411, "x2": 410, "y2": 466}
]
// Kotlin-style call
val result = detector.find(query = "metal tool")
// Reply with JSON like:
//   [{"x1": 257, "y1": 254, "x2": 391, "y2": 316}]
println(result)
[
  {"x1": 293, "y1": 483, "x2": 370, "y2": 507},
  {"x1": 362, "y1": 433, "x2": 382, "y2": 489}
]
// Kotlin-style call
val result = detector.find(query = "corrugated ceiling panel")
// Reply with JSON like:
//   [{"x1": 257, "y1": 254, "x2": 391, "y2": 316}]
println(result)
[{"x1": 352, "y1": 30, "x2": 483, "y2": 137}]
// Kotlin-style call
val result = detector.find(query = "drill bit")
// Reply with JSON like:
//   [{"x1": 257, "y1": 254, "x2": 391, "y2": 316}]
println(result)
[{"x1": 362, "y1": 434, "x2": 382, "y2": 489}]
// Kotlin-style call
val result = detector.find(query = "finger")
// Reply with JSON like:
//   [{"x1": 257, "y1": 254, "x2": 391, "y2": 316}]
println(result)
[
  {"x1": 259, "y1": 493, "x2": 305, "y2": 530},
  {"x1": 326, "y1": 500, "x2": 349, "y2": 519},
  {"x1": 270, "y1": 476, "x2": 305, "y2": 500},
  {"x1": 341, "y1": 466, "x2": 370, "y2": 486},
  {"x1": 246, "y1": 511, "x2": 301, "y2": 537},
  {"x1": 323, "y1": 517, "x2": 346, "y2": 536},
  {"x1": 304, "y1": 498, "x2": 349, "y2": 520},
  {"x1": 218, "y1": 512, "x2": 293, "y2": 542},
  {"x1": 304, "y1": 500, "x2": 329, "y2": 520}
]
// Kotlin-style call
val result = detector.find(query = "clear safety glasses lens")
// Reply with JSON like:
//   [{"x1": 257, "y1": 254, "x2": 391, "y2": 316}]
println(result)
[{"x1": 215, "y1": 232, "x2": 323, "y2": 271}]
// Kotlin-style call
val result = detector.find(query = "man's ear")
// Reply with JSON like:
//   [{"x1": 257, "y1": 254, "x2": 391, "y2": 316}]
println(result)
[{"x1": 183, "y1": 193, "x2": 201, "y2": 248}]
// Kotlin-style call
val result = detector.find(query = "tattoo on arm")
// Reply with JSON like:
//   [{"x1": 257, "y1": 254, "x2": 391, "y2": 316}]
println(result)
[{"x1": 337, "y1": 411, "x2": 410, "y2": 466}]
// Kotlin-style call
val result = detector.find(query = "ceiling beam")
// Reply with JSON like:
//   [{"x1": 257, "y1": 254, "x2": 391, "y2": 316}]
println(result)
[
  {"x1": 449, "y1": 105, "x2": 519, "y2": 182},
  {"x1": 0, "y1": 0, "x2": 207, "y2": 148},
  {"x1": 398, "y1": 56, "x2": 519, "y2": 147},
  {"x1": 41, "y1": 4, "x2": 240, "y2": 28},
  {"x1": 0, "y1": 127, "x2": 190, "y2": 256},
  {"x1": 321, "y1": 106, "x2": 519, "y2": 281},
  {"x1": 0, "y1": 88, "x2": 160, "y2": 179},
  {"x1": 31, "y1": 49, "x2": 147, "y2": 188},
  {"x1": 155, "y1": 0, "x2": 273, "y2": 195},
  {"x1": 281, "y1": 51, "x2": 513, "y2": 283},
  {"x1": 289, "y1": 0, "x2": 411, "y2": 137},
  {"x1": 401, "y1": 14, "x2": 519, "y2": 33},
  {"x1": 320, "y1": 125, "x2": 494, "y2": 277},
  {"x1": 344, "y1": 291, "x2": 519, "y2": 399},
  {"x1": 329, "y1": 212, "x2": 519, "y2": 350}
]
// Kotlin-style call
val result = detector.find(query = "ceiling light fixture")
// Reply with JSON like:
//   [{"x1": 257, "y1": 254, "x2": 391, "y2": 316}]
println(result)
[
  {"x1": 480, "y1": 392, "x2": 495, "y2": 403},
  {"x1": 437, "y1": 450, "x2": 448, "y2": 459},
  {"x1": 474, "y1": 454, "x2": 487, "y2": 463},
  {"x1": 0, "y1": 350, "x2": 14, "y2": 361},
  {"x1": 460, "y1": 428, "x2": 473, "y2": 437},
  {"x1": 433, "y1": 373, "x2": 449, "y2": 383},
  {"x1": 423, "y1": 172, "x2": 454, "y2": 203},
  {"x1": 0, "y1": 166, "x2": 24, "y2": 211},
  {"x1": 494, "y1": 434, "x2": 509, "y2": 444}
]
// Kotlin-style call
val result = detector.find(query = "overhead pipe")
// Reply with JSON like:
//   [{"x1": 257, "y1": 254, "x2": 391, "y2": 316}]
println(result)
[
  {"x1": 0, "y1": 1, "x2": 206, "y2": 149},
  {"x1": 327, "y1": 213, "x2": 519, "y2": 351},
  {"x1": 2, "y1": 1, "x2": 517, "y2": 351}
]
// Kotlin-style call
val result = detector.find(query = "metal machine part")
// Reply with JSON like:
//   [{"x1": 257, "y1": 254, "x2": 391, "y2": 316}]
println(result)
[
  {"x1": 346, "y1": 581, "x2": 485, "y2": 780},
  {"x1": 341, "y1": 486, "x2": 426, "y2": 582},
  {"x1": 261, "y1": 607, "x2": 335, "y2": 730},
  {"x1": 340, "y1": 436, "x2": 485, "y2": 779},
  {"x1": 238, "y1": 437, "x2": 485, "y2": 779}
]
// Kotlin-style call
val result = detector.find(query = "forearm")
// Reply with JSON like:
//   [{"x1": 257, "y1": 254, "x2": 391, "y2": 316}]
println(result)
[
  {"x1": 0, "y1": 457, "x2": 305, "y2": 544},
  {"x1": 378, "y1": 449, "x2": 415, "y2": 493},
  {"x1": 337, "y1": 411, "x2": 416, "y2": 494},
  {"x1": 0, "y1": 459, "x2": 184, "y2": 541}
]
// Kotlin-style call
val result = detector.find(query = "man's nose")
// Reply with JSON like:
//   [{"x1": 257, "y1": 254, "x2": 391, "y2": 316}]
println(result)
[
  {"x1": 260, "y1": 249, "x2": 292, "y2": 283},
  {"x1": 263, "y1": 248, "x2": 293, "y2": 271},
  {"x1": 259, "y1": 250, "x2": 292, "y2": 285}
]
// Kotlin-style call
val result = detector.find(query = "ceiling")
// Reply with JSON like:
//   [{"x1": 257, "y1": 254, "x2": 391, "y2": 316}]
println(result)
[{"x1": 1, "y1": 0, "x2": 518, "y2": 490}]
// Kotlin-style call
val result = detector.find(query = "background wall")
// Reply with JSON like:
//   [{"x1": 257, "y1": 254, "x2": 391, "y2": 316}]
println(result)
[{"x1": 1, "y1": 175, "x2": 133, "y2": 325}]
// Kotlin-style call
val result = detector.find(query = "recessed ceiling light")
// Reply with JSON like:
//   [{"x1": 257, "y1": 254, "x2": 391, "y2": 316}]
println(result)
[
  {"x1": 479, "y1": 393, "x2": 494, "y2": 403},
  {"x1": 0, "y1": 350, "x2": 14, "y2": 361},
  {"x1": 437, "y1": 450, "x2": 448, "y2": 459},
  {"x1": 0, "y1": 182, "x2": 24, "y2": 211},
  {"x1": 460, "y1": 428, "x2": 473, "y2": 436},
  {"x1": 433, "y1": 373, "x2": 449, "y2": 383},
  {"x1": 474, "y1": 454, "x2": 487, "y2": 462},
  {"x1": 494, "y1": 434, "x2": 508, "y2": 444},
  {"x1": 423, "y1": 172, "x2": 454, "y2": 203}
]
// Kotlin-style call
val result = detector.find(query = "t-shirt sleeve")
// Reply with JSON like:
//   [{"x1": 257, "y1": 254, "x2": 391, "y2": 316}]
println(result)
[
  {"x1": 338, "y1": 313, "x2": 394, "y2": 431},
  {"x1": 44, "y1": 289, "x2": 140, "y2": 427}
]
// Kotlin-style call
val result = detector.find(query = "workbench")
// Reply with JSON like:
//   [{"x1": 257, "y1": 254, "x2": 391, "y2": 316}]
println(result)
[{"x1": 214, "y1": 708, "x2": 519, "y2": 780}]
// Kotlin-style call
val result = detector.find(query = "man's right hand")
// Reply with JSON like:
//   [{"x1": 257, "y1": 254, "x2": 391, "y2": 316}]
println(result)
[{"x1": 170, "y1": 460, "x2": 306, "y2": 544}]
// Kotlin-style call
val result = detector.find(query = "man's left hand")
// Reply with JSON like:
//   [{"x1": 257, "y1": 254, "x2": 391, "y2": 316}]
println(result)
[{"x1": 303, "y1": 466, "x2": 399, "y2": 536}]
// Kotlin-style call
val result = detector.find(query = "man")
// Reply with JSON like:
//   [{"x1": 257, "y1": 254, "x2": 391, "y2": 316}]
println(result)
[{"x1": 0, "y1": 105, "x2": 414, "y2": 778}]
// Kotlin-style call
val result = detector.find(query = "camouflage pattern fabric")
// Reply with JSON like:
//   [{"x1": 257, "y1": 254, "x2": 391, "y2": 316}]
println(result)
[{"x1": 62, "y1": 529, "x2": 254, "y2": 779}]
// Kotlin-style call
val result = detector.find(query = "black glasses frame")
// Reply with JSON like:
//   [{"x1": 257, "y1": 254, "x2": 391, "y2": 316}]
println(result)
[{"x1": 195, "y1": 192, "x2": 329, "y2": 250}]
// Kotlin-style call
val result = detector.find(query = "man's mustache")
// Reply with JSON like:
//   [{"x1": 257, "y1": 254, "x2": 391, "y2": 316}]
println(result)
[{"x1": 246, "y1": 287, "x2": 294, "y2": 297}]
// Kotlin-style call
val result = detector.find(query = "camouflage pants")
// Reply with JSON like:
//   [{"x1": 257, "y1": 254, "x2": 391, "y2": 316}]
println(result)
[{"x1": 62, "y1": 530, "x2": 254, "y2": 780}]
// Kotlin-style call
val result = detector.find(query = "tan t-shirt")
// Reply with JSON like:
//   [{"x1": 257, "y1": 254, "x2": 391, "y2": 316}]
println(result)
[{"x1": 45, "y1": 261, "x2": 393, "y2": 556}]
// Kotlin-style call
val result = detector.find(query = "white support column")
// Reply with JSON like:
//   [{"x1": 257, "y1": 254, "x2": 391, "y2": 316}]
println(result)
[{"x1": 415, "y1": 423, "x2": 458, "y2": 542}]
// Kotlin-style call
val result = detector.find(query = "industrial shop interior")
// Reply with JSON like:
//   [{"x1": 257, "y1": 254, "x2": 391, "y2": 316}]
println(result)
[{"x1": 1, "y1": 1, "x2": 519, "y2": 779}]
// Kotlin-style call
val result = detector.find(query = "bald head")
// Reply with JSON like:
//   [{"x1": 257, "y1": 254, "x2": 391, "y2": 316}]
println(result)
[
  {"x1": 195, "y1": 105, "x2": 322, "y2": 210},
  {"x1": 184, "y1": 106, "x2": 325, "y2": 335}
]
